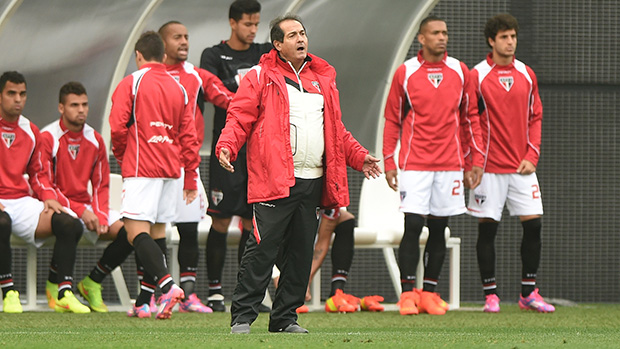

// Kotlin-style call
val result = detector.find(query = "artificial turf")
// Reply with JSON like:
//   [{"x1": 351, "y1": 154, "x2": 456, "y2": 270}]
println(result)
[{"x1": 1, "y1": 303, "x2": 619, "y2": 348}]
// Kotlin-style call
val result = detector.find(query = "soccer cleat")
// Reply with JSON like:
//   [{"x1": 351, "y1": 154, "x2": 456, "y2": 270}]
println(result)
[
  {"x1": 484, "y1": 294, "x2": 500, "y2": 313},
  {"x1": 296, "y1": 304, "x2": 309, "y2": 313},
  {"x1": 78, "y1": 276, "x2": 108, "y2": 312},
  {"x1": 206, "y1": 293, "x2": 226, "y2": 312},
  {"x1": 417, "y1": 291, "x2": 446, "y2": 315},
  {"x1": 397, "y1": 290, "x2": 419, "y2": 315},
  {"x1": 3, "y1": 290, "x2": 23, "y2": 313},
  {"x1": 46, "y1": 281, "x2": 58, "y2": 309},
  {"x1": 156, "y1": 284, "x2": 185, "y2": 319},
  {"x1": 360, "y1": 295, "x2": 385, "y2": 312},
  {"x1": 127, "y1": 303, "x2": 152, "y2": 318},
  {"x1": 325, "y1": 289, "x2": 356, "y2": 313},
  {"x1": 519, "y1": 288, "x2": 555, "y2": 313},
  {"x1": 54, "y1": 291, "x2": 91, "y2": 313},
  {"x1": 149, "y1": 294, "x2": 157, "y2": 313},
  {"x1": 431, "y1": 292, "x2": 449, "y2": 311},
  {"x1": 342, "y1": 292, "x2": 361, "y2": 311},
  {"x1": 179, "y1": 293, "x2": 213, "y2": 313}
]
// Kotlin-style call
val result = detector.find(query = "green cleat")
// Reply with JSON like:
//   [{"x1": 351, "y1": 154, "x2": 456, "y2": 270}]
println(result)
[
  {"x1": 3, "y1": 290, "x2": 23, "y2": 313},
  {"x1": 46, "y1": 281, "x2": 58, "y2": 309},
  {"x1": 78, "y1": 276, "x2": 108, "y2": 312},
  {"x1": 55, "y1": 290, "x2": 91, "y2": 313}
]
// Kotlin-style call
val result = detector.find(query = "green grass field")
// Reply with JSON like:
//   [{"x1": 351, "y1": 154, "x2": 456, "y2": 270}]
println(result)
[{"x1": 1, "y1": 304, "x2": 619, "y2": 348}]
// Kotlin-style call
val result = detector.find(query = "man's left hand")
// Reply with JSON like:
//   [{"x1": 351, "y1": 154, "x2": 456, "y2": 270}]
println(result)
[
  {"x1": 516, "y1": 159, "x2": 536, "y2": 175},
  {"x1": 184, "y1": 189, "x2": 198, "y2": 204},
  {"x1": 464, "y1": 166, "x2": 483, "y2": 189},
  {"x1": 362, "y1": 154, "x2": 382, "y2": 179}
]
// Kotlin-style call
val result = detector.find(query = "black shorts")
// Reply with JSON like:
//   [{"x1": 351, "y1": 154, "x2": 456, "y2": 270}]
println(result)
[{"x1": 207, "y1": 147, "x2": 252, "y2": 219}]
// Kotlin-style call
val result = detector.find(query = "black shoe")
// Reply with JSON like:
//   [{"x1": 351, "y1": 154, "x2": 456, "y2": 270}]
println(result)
[
  {"x1": 231, "y1": 323, "x2": 250, "y2": 334},
  {"x1": 258, "y1": 303, "x2": 271, "y2": 312},
  {"x1": 270, "y1": 323, "x2": 309, "y2": 333},
  {"x1": 207, "y1": 294, "x2": 226, "y2": 312}
]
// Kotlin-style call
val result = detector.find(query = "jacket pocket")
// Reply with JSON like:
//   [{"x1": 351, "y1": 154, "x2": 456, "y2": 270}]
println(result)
[{"x1": 290, "y1": 123, "x2": 297, "y2": 156}]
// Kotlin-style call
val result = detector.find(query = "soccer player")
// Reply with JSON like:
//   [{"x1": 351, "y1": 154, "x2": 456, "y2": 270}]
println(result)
[
  {"x1": 219, "y1": 14, "x2": 381, "y2": 334},
  {"x1": 109, "y1": 31, "x2": 200, "y2": 319},
  {"x1": 38, "y1": 81, "x2": 134, "y2": 313},
  {"x1": 199, "y1": 0, "x2": 272, "y2": 312},
  {"x1": 151, "y1": 20, "x2": 234, "y2": 313},
  {"x1": 383, "y1": 16, "x2": 484, "y2": 315},
  {"x1": 0, "y1": 71, "x2": 87, "y2": 313},
  {"x1": 466, "y1": 14, "x2": 554, "y2": 313}
]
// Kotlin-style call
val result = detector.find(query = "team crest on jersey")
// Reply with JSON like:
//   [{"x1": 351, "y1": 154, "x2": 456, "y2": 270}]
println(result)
[
  {"x1": 68, "y1": 144, "x2": 80, "y2": 160},
  {"x1": 475, "y1": 194, "x2": 486, "y2": 206},
  {"x1": 2, "y1": 133, "x2": 15, "y2": 148},
  {"x1": 499, "y1": 76, "x2": 514, "y2": 92},
  {"x1": 211, "y1": 189, "x2": 223, "y2": 206},
  {"x1": 311, "y1": 81, "x2": 321, "y2": 92},
  {"x1": 428, "y1": 73, "x2": 443, "y2": 88}
]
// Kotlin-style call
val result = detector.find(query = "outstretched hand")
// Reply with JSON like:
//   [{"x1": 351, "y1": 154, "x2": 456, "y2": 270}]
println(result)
[
  {"x1": 219, "y1": 148, "x2": 234, "y2": 173},
  {"x1": 362, "y1": 154, "x2": 382, "y2": 179}
]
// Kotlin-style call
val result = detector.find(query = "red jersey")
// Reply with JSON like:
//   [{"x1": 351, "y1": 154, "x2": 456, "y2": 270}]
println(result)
[
  {"x1": 472, "y1": 53, "x2": 543, "y2": 173},
  {"x1": 39, "y1": 119, "x2": 110, "y2": 224},
  {"x1": 0, "y1": 115, "x2": 55, "y2": 200},
  {"x1": 383, "y1": 51, "x2": 484, "y2": 172},
  {"x1": 109, "y1": 62, "x2": 200, "y2": 189},
  {"x1": 165, "y1": 61, "x2": 233, "y2": 146}
]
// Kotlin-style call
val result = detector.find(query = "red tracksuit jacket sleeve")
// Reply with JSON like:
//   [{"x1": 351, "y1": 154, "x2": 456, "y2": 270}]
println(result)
[
  {"x1": 460, "y1": 63, "x2": 485, "y2": 170},
  {"x1": 30, "y1": 128, "x2": 58, "y2": 202},
  {"x1": 199, "y1": 68, "x2": 234, "y2": 110},
  {"x1": 90, "y1": 133, "x2": 110, "y2": 224},
  {"x1": 382, "y1": 64, "x2": 407, "y2": 172},
  {"x1": 109, "y1": 77, "x2": 133, "y2": 165},
  {"x1": 178, "y1": 95, "x2": 200, "y2": 190},
  {"x1": 525, "y1": 66, "x2": 542, "y2": 167}
]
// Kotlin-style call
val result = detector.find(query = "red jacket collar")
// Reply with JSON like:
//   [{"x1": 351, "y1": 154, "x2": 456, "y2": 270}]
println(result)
[{"x1": 486, "y1": 52, "x2": 515, "y2": 67}]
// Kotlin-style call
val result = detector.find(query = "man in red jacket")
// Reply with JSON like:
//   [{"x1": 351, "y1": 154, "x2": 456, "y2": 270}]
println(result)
[
  {"x1": 466, "y1": 14, "x2": 553, "y2": 314},
  {"x1": 109, "y1": 31, "x2": 200, "y2": 319},
  {"x1": 218, "y1": 15, "x2": 381, "y2": 334},
  {"x1": 383, "y1": 16, "x2": 484, "y2": 316}
]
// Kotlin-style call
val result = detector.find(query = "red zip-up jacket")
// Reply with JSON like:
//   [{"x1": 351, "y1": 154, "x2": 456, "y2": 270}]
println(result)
[
  {"x1": 216, "y1": 50, "x2": 368, "y2": 208},
  {"x1": 472, "y1": 53, "x2": 543, "y2": 173},
  {"x1": 109, "y1": 62, "x2": 200, "y2": 189},
  {"x1": 383, "y1": 51, "x2": 484, "y2": 172},
  {"x1": 39, "y1": 119, "x2": 110, "y2": 224}
]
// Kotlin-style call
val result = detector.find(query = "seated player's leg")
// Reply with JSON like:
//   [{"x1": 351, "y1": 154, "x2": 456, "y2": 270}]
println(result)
[{"x1": 0, "y1": 207, "x2": 20, "y2": 313}]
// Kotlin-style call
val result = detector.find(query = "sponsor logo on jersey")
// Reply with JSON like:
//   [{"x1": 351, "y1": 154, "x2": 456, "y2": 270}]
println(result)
[
  {"x1": 68, "y1": 144, "x2": 80, "y2": 160},
  {"x1": 475, "y1": 193, "x2": 486, "y2": 205},
  {"x1": 499, "y1": 76, "x2": 514, "y2": 92},
  {"x1": 2, "y1": 132, "x2": 15, "y2": 148},
  {"x1": 147, "y1": 135, "x2": 173, "y2": 144},
  {"x1": 149, "y1": 121, "x2": 173, "y2": 129},
  {"x1": 311, "y1": 81, "x2": 321, "y2": 92},
  {"x1": 211, "y1": 189, "x2": 223, "y2": 206},
  {"x1": 428, "y1": 73, "x2": 443, "y2": 88},
  {"x1": 258, "y1": 202, "x2": 276, "y2": 208},
  {"x1": 220, "y1": 55, "x2": 233, "y2": 61}
]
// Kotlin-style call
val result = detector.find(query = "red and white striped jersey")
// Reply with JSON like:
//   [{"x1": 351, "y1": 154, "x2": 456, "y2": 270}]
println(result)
[
  {"x1": 109, "y1": 62, "x2": 200, "y2": 189},
  {"x1": 0, "y1": 115, "x2": 55, "y2": 200},
  {"x1": 472, "y1": 53, "x2": 543, "y2": 173},
  {"x1": 164, "y1": 61, "x2": 233, "y2": 146},
  {"x1": 383, "y1": 50, "x2": 484, "y2": 172},
  {"x1": 39, "y1": 119, "x2": 110, "y2": 224}
]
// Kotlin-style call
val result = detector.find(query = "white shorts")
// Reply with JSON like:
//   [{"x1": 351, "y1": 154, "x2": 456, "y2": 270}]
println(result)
[
  {"x1": 174, "y1": 168, "x2": 207, "y2": 223},
  {"x1": 399, "y1": 170, "x2": 466, "y2": 216},
  {"x1": 467, "y1": 172, "x2": 544, "y2": 221},
  {"x1": 1, "y1": 196, "x2": 47, "y2": 248},
  {"x1": 65, "y1": 205, "x2": 121, "y2": 244},
  {"x1": 120, "y1": 177, "x2": 179, "y2": 224}
]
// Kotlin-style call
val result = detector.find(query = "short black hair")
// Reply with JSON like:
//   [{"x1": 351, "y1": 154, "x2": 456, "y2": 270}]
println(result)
[
  {"x1": 269, "y1": 14, "x2": 305, "y2": 46},
  {"x1": 418, "y1": 15, "x2": 445, "y2": 34},
  {"x1": 484, "y1": 14, "x2": 519, "y2": 48},
  {"x1": 229, "y1": 0, "x2": 261, "y2": 21},
  {"x1": 0, "y1": 71, "x2": 26, "y2": 93},
  {"x1": 135, "y1": 31, "x2": 165, "y2": 62},
  {"x1": 158, "y1": 20, "x2": 183, "y2": 37},
  {"x1": 59, "y1": 81, "x2": 87, "y2": 104}
]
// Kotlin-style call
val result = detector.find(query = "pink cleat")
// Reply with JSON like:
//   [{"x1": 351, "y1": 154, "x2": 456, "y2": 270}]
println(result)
[
  {"x1": 156, "y1": 284, "x2": 185, "y2": 319},
  {"x1": 519, "y1": 288, "x2": 555, "y2": 313},
  {"x1": 483, "y1": 294, "x2": 500, "y2": 313},
  {"x1": 179, "y1": 293, "x2": 213, "y2": 313},
  {"x1": 127, "y1": 303, "x2": 151, "y2": 318},
  {"x1": 149, "y1": 294, "x2": 157, "y2": 313}
]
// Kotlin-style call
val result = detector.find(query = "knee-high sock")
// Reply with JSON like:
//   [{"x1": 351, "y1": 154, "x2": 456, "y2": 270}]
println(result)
[
  {"x1": 330, "y1": 219, "x2": 355, "y2": 296},
  {"x1": 177, "y1": 222, "x2": 199, "y2": 295},
  {"x1": 89, "y1": 227, "x2": 133, "y2": 283},
  {"x1": 133, "y1": 233, "x2": 172, "y2": 294},
  {"x1": 423, "y1": 217, "x2": 448, "y2": 292},
  {"x1": 477, "y1": 221, "x2": 499, "y2": 296},
  {"x1": 0, "y1": 211, "x2": 14, "y2": 297},
  {"x1": 51, "y1": 212, "x2": 83, "y2": 299},
  {"x1": 206, "y1": 227, "x2": 227, "y2": 296},
  {"x1": 521, "y1": 218, "x2": 542, "y2": 297},
  {"x1": 399, "y1": 214, "x2": 424, "y2": 292}
]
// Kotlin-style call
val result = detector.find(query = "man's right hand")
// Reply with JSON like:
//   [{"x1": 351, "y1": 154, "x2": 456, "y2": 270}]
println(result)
[
  {"x1": 43, "y1": 199, "x2": 65, "y2": 214},
  {"x1": 219, "y1": 148, "x2": 235, "y2": 173},
  {"x1": 81, "y1": 209, "x2": 100, "y2": 233},
  {"x1": 386, "y1": 169, "x2": 398, "y2": 191}
]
